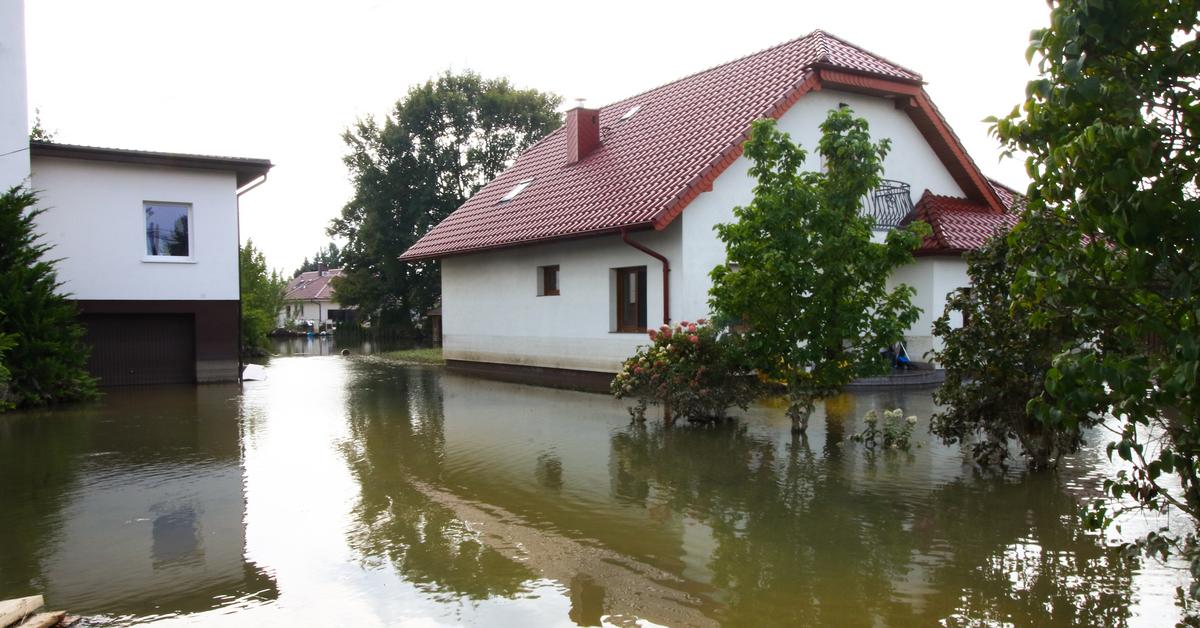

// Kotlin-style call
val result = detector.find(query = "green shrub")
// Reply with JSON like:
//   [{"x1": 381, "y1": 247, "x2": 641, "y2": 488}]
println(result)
[
  {"x1": 611, "y1": 320, "x2": 758, "y2": 423},
  {"x1": 930, "y1": 234, "x2": 1099, "y2": 469},
  {"x1": 0, "y1": 187, "x2": 98, "y2": 408},
  {"x1": 0, "y1": 332, "x2": 16, "y2": 411},
  {"x1": 850, "y1": 408, "x2": 917, "y2": 451}
]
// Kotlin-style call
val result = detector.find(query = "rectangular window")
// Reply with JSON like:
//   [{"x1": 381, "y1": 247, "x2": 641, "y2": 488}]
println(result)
[
  {"x1": 144, "y1": 202, "x2": 192, "y2": 259},
  {"x1": 538, "y1": 265, "x2": 560, "y2": 296},
  {"x1": 615, "y1": 266, "x2": 647, "y2": 332}
]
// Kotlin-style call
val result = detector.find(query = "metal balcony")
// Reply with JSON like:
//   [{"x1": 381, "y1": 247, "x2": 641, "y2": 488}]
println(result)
[{"x1": 862, "y1": 179, "x2": 914, "y2": 229}]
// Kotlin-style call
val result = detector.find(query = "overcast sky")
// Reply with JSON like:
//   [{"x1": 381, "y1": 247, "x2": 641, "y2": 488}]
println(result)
[{"x1": 24, "y1": 0, "x2": 1051, "y2": 273}]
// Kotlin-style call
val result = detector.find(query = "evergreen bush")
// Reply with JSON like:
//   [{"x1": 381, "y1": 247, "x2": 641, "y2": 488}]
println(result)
[{"x1": 0, "y1": 187, "x2": 98, "y2": 409}]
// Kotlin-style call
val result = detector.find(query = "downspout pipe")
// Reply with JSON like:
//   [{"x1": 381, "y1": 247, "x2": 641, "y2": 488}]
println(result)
[{"x1": 621, "y1": 229, "x2": 670, "y2": 326}]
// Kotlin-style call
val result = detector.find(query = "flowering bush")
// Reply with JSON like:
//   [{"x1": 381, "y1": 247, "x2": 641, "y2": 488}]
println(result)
[
  {"x1": 850, "y1": 408, "x2": 918, "y2": 451},
  {"x1": 611, "y1": 320, "x2": 758, "y2": 422}
]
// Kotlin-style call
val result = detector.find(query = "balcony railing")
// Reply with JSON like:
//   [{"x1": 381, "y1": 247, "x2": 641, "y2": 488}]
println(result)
[{"x1": 862, "y1": 179, "x2": 914, "y2": 229}]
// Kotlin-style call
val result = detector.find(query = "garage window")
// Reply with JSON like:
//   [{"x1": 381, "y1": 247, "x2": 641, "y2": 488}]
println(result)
[{"x1": 145, "y1": 202, "x2": 192, "y2": 259}]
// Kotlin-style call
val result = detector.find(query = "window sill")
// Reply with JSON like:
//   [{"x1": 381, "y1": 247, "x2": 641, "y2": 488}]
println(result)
[
  {"x1": 142, "y1": 256, "x2": 197, "y2": 264},
  {"x1": 611, "y1": 330, "x2": 648, "y2": 334}
]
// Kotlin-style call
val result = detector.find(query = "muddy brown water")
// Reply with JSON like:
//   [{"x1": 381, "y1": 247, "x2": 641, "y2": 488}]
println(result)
[{"x1": 0, "y1": 355, "x2": 1188, "y2": 626}]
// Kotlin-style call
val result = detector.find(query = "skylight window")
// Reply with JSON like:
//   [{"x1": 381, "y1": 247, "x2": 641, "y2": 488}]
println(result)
[
  {"x1": 499, "y1": 178, "x2": 533, "y2": 203},
  {"x1": 619, "y1": 105, "x2": 641, "y2": 121}
]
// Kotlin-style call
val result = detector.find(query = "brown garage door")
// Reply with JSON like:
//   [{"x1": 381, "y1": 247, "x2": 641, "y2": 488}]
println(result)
[{"x1": 81, "y1": 314, "x2": 196, "y2": 386}]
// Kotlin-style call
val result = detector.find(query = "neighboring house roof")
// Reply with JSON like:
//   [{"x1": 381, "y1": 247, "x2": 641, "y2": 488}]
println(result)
[
  {"x1": 29, "y1": 140, "x2": 272, "y2": 188},
  {"x1": 907, "y1": 191, "x2": 1020, "y2": 254},
  {"x1": 987, "y1": 177, "x2": 1026, "y2": 212},
  {"x1": 284, "y1": 269, "x2": 344, "y2": 302},
  {"x1": 401, "y1": 30, "x2": 1006, "y2": 262}
]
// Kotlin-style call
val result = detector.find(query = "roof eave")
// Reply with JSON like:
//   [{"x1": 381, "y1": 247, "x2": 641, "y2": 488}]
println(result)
[
  {"x1": 29, "y1": 140, "x2": 273, "y2": 188},
  {"x1": 399, "y1": 222, "x2": 658, "y2": 262}
]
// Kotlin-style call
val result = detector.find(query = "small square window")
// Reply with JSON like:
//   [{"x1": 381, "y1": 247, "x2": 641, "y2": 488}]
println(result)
[
  {"x1": 538, "y1": 265, "x2": 560, "y2": 296},
  {"x1": 144, "y1": 202, "x2": 192, "y2": 258}
]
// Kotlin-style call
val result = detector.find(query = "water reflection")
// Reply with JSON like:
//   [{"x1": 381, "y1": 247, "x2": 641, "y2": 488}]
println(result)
[
  {"x1": 0, "y1": 385, "x2": 277, "y2": 620},
  {"x1": 268, "y1": 335, "x2": 419, "y2": 357},
  {"x1": 0, "y1": 356, "x2": 1185, "y2": 626},
  {"x1": 339, "y1": 364, "x2": 536, "y2": 599},
  {"x1": 336, "y1": 364, "x2": 1168, "y2": 626}
]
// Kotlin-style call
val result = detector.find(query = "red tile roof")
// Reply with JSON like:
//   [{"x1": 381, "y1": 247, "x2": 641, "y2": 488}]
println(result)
[
  {"x1": 284, "y1": 269, "x2": 343, "y2": 301},
  {"x1": 987, "y1": 178, "x2": 1026, "y2": 212},
  {"x1": 908, "y1": 191, "x2": 1020, "y2": 254},
  {"x1": 402, "y1": 31, "x2": 1001, "y2": 261}
]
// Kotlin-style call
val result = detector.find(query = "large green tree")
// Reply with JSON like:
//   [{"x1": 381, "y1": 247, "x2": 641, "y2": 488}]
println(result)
[
  {"x1": 239, "y1": 240, "x2": 286, "y2": 354},
  {"x1": 989, "y1": 0, "x2": 1200, "y2": 595},
  {"x1": 329, "y1": 71, "x2": 561, "y2": 333},
  {"x1": 292, "y1": 241, "x2": 343, "y2": 278},
  {"x1": 709, "y1": 111, "x2": 928, "y2": 434},
  {"x1": 0, "y1": 187, "x2": 97, "y2": 409}
]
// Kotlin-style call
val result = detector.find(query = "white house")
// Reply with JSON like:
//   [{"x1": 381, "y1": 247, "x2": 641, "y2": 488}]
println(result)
[
  {"x1": 402, "y1": 31, "x2": 1018, "y2": 384},
  {"x1": 28, "y1": 142, "x2": 271, "y2": 385},
  {"x1": 279, "y1": 267, "x2": 352, "y2": 326},
  {"x1": 2, "y1": 0, "x2": 272, "y2": 385}
]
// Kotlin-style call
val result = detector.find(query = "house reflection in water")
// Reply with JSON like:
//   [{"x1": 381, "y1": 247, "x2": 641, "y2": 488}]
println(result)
[{"x1": 0, "y1": 384, "x2": 276, "y2": 618}]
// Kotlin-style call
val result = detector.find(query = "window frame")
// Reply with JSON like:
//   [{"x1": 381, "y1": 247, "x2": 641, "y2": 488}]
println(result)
[
  {"x1": 142, "y1": 200, "x2": 195, "y2": 263},
  {"x1": 538, "y1": 264, "x2": 560, "y2": 297}
]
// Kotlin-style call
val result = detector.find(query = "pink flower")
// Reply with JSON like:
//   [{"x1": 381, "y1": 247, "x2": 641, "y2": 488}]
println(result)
[
  {"x1": 689, "y1": 335, "x2": 699, "y2": 344},
  {"x1": 697, "y1": 318, "x2": 708, "y2": 325},
  {"x1": 687, "y1": 324, "x2": 698, "y2": 333},
  {"x1": 662, "y1": 328, "x2": 673, "y2": 338},
  {"x1": 648, "y1": 329, "x2": 658, "y2": 341},
  {"x1": 660, "y1": 324, "x2": 671, "y2": 332},
  {"x1": 634, "y1": 366, "x2": 643, "y2": 375},
  {"x1": 680, "y1": 320, "x2": 690, "y2": 328}
]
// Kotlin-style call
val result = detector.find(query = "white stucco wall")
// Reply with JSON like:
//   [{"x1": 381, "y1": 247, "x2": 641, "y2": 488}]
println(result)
[
  {"x1": 442, "y1": 88, "x2": 973, "y2": 372},
  {"x1": 442, "y1": 223, "x2": 681, "y2": 372},
  {"x1": 887, "y1": 257, "x2": 969, "y2": 361},
  {"x1": 677, "y1": 88, "x2": 966, "y2": 322},
  {"x1": 0, "y1": 0, "x2": 30, "y2": 189},
  {"x1": 30, "y1": 156, "x2": 241, "y2": 300}
]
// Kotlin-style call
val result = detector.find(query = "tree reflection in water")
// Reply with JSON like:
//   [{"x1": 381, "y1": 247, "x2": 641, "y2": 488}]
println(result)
[
  {"x1": 337, "y1": 362, "x2": 1145, "y2": 626},
  {"x1": 608, "y1": 410, "x2": 1138, "y2": 627},
  {"x1": 339, "y1": 364, "x2": 535, "y2": 600}
]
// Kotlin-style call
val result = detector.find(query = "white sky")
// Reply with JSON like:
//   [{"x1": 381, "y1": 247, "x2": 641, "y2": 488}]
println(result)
[{"x1": 24, "y1": 0, "x2": 1050, "y2": 273}]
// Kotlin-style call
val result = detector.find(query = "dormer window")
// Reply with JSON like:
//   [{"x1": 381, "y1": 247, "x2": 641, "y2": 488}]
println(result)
[{"x1": 499, "y1": 178, "x2": 533, "y2": 203}]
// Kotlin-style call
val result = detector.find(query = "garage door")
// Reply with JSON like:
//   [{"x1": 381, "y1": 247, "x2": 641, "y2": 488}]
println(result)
[{"x1": 81, "y1": 314, "x2": 196, "y2": 386}]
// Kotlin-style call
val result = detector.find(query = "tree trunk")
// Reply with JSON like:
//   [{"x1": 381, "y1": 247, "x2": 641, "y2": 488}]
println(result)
[{"x1": 787, "y1": 399, "x2": 811, "y2": 435}]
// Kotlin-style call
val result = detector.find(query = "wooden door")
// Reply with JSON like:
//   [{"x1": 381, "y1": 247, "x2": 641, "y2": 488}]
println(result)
[{"x1": 615, "y1": 267, "x2": 647, "y2": 332}]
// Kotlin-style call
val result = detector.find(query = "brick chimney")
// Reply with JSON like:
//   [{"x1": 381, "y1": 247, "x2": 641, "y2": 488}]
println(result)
[{"x1": 565, "y1": 107, "x2": 600, "y2": 165}]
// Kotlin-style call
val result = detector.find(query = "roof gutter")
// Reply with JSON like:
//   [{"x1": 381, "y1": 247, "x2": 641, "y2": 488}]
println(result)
[
  {"x1": 237, "y1": 173, "x2": 268, "y2": 197},
  {"x1": 621, "y1": 229, "x2": 670, "y2": 326}
]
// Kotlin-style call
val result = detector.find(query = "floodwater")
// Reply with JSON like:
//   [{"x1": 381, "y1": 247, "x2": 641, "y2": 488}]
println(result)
[{"x1": 0, "y1": 355, "x2": 1188, "y2": 626}]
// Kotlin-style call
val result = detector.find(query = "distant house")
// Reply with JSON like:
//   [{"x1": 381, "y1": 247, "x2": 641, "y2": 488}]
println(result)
[
  {"x1": 401, "y1": 31, "x2": 1019, "y2": 381},
  {"x1": 280, "y1": 268, "x2": 351, "y2": 326},
  {"x1": 1, "y1": 0, "x2": 272, "y2": 386}
]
